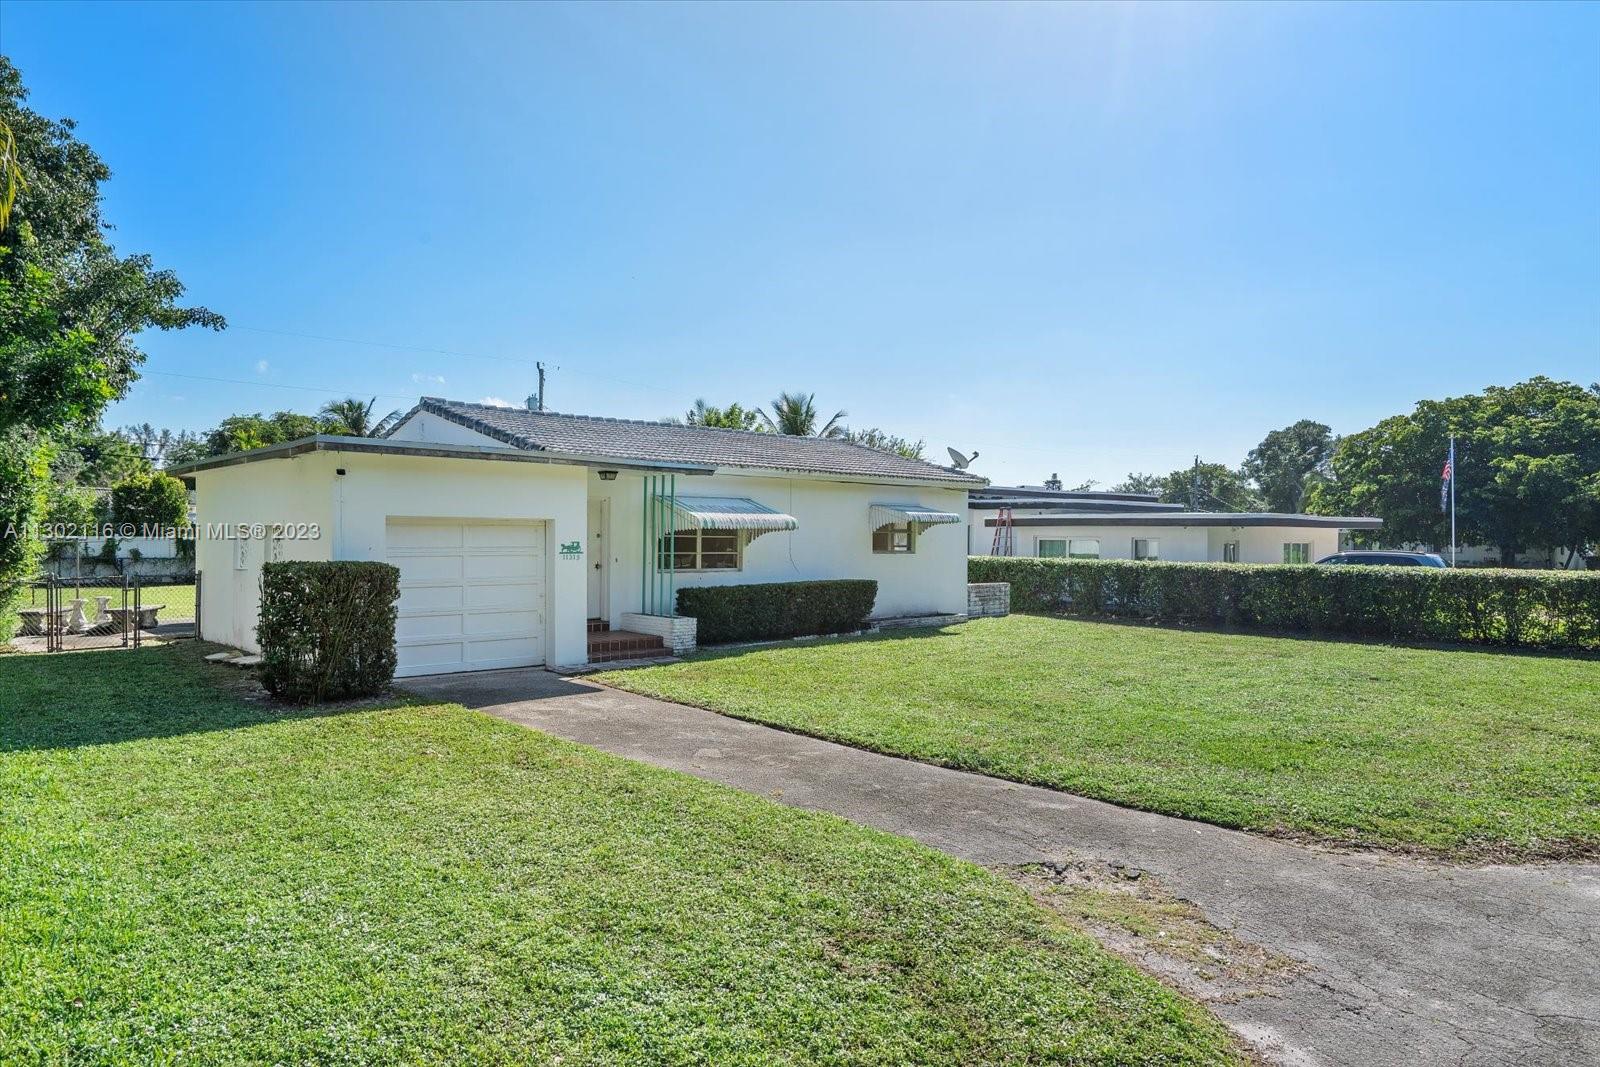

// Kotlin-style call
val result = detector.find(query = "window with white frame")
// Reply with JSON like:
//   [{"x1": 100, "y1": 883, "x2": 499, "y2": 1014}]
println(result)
[
  {"x1": 1037, "y1": 538, "x2": 1067, "y2": 558},
  {"x1": 660, "y1": 528, "x2": 743, "y2": 571},
  {"x1": 1221, "y1": 541, "x2": 1240, "y2": 563},
  {"x1": 1069, "y1": 538, "x2": 1100, "y2": 559},
  {"x1": 1283, "y1": 542, "x2": 1312, "y2": 564},
  {"x1": 873, "y1": 522, "x2": 915, "y2": 554},
  {"x1": 1133, "y1": 538, "x2": 1160, "y2": 560}
]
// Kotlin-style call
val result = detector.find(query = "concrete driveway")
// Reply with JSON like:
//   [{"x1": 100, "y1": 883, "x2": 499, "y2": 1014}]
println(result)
[{"x1": 403, "y1": 667, "x2": 1600, "y2": 1067}]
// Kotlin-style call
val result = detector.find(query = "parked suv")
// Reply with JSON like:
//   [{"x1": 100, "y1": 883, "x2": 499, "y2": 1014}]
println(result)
[{"x1": 1315, "y1": 551, "x2": 1448, "y2": 568}]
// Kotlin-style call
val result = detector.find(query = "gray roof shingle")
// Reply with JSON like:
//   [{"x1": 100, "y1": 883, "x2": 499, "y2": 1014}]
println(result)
[{"x1": 410, "y1": 398, "x2": 986, "y2": 486}]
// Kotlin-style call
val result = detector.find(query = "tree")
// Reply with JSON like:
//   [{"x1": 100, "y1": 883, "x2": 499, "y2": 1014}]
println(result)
[
  {"x1": 120, "y1": 422, "x2": 199, "y2": 467},
  {"x1": 1113, "y1": 463, "x2": 1260, "y2": 510},
  {"x1": 758, "y1": 392, "x2": 847, "y2": 438},
  {"x1": 109, "y1": 470, "x2": 189, "y2": 530},
  {"x1": 0, "y1": 58, "x2": 222, "y2": 441},
  {"x1": 1307, "y1": 378, "x2": 1600, "y2": 565},
  {"x1": 50, "y1": 426, "x2": 149, "y2": 487},
  {"x1": 319, "y1": 396, "x2": 402, "y2": 437},
  {"x1": 1243, "y1": 420, "x2": 1336, "y2": 513},
  {"x1": 665, "y1": 399, "x2": 763, "y2": 431},
  {"x1": 842, "y1": 427, "x2": 925, "y2": 460},
  {"x1": 1111, "y1": 473, "x2": 1164, "y2": 496},
  {"x1": 202, "y1": 411, "x2": 320, "y2": 456},
  {"x1": 0, "y1": 58, "x2": 220, "y2": 640}
]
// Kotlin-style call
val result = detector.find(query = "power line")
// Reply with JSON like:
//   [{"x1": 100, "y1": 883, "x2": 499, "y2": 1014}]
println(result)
[
  {"x1": 230, "y1": 324, "x2": 665, "y2": 394},
  {"x1": 142, "y1": 370, "x2": 417, "y2": 403}
]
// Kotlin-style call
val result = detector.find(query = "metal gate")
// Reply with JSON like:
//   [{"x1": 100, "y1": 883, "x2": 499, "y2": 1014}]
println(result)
[{"x1": 18, "y1": 573, "x2": 199, "y2": 652}]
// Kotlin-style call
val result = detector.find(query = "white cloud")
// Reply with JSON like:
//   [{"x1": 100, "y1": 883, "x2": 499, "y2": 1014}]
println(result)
[
  {"x1": 255, "y1": 359, "x2": 270, "y2": 375},
  {"x1": 411, "y1": 372, "x2": 446, "y2": 385},
  {"x1": 479, "y1": 395, "x2": 515, "y2": 408}
]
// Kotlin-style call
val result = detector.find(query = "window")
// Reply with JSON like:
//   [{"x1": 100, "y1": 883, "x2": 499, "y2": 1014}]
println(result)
[
  {"x1": 1283, "y1": 542, "x2": 1312, "y2": 564},
  {"x1": 1037, "y1": 538, "x2": 1067, "y2": 558},
  {"x1": 873, "y1": 522, "x2": 916, "y2": 554},
  {"x1": 660, "y1": 529, "x2": 742, "y2": 571},
  {"x1": 1132, "y1": 538, "x2": 1160, "y2": 560},
  {"x1": 1069, "y1": 538, "x2": 1100, "y2": 559},
  {"x1": 1221, "y1": 541, "x2": 1240, "y2": 563}
]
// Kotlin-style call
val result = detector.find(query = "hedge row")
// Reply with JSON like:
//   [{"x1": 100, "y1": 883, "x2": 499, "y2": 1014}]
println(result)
[
  {"x1": 678, "y1": 579, "x2": 877, "y2": 645},
  {"x1": 258, "y1": 561, "x2": 400, "y2": 703},
  {"x1": 968, "y1": 556, "x2": 1600, "y2": 651}
]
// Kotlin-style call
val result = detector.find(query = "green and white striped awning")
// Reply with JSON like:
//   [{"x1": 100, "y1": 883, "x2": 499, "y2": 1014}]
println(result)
[
  {"x1": 869, "y1": 503, "x2": 963, "y2": 532},
  {"x1": 671, "y1": 496, "x2": 798, "y2": 541}
]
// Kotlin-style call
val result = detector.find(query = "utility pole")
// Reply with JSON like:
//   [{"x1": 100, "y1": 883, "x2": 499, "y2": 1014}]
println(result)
[
  {"x1": 536, "y1": 362, "x2": 546, "y2": 412},
  {"x1": 1449, "y1": 434, "x2": 1457, "y2": 568},
  {"x1": 1190, "y1": 455, "x2": 1199, "y2": 512}
]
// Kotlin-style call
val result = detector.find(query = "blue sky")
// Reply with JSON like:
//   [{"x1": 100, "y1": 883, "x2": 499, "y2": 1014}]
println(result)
[{"x1": 3, "y1": 1, "x2": 1596, "y2": 487}]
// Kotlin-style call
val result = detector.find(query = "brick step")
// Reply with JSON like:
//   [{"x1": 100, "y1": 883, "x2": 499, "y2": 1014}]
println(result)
[
  {"x1": 587, "y1": 617, "x2": 610, "y2": 633},
  {"x1": 587, "y1": 629, "x2": 667, "y2": 663}
]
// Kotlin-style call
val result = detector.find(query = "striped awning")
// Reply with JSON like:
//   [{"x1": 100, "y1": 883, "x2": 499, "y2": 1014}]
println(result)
[
  {"x1": 671, "y1": 496, "x2": 798, "y2": 541},
  {"x1": 870, "y1": 503, "x2": 962, "y2": 532}
]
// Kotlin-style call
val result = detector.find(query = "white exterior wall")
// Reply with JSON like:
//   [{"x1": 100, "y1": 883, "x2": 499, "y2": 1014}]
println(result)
[
  {"x1": 969, "y1": 510, "x2": 1343, "y2": 563},
  {"x1": 191, "y1": 453, "x2": 335, "y2": 652},
  {"x1": 588, "y1": 470, "x2": 969, "y2": 622},
  {"x1": 191, "y1": 450, "x2": 589, "y2": 666}
]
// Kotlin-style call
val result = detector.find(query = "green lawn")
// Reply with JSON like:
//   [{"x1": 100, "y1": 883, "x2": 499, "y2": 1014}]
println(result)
[
  {"x1": 600, "y1": 615, "x2": 1600, "y2": 861},
  {"x1": 0, "y1": 646, "x2": 1239, "y2": 1065}
]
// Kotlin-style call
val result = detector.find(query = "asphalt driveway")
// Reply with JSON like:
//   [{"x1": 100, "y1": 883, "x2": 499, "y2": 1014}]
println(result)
[{"x1": 404, "y1": 667, "x2": 1600, "y2": 1067}]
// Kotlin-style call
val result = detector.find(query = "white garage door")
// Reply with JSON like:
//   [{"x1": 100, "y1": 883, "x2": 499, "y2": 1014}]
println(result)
[{"x1": 385, "y1": 519, "x2": 545, "y2": 677}]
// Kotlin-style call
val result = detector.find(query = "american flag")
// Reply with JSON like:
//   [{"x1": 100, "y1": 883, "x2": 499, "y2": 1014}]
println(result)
[{"x1": 1440, "y1": 440, "x2": 1454, "y2": 512}]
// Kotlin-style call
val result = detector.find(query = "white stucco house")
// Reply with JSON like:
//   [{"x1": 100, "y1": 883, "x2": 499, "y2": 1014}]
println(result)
[
  {"x1": 969, "y1": 481, "x2": 1382, "y2": 564},
  {"x1": 174, "y1": 398, "x2": 982, "y2": 676}
]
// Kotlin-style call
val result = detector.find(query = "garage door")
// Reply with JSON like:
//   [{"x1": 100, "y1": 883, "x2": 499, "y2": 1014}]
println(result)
[{"x1": 385, "y1": 519, "x2": 545, "y2": 677}]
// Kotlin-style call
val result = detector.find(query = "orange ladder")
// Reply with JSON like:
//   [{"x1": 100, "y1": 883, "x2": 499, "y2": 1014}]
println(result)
[{"x1": 990, "y1": 507, "x2": 1015, "y2": 556}]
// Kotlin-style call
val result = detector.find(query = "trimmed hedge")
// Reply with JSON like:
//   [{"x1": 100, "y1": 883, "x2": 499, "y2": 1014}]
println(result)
[
  {"x1": 677, "y1": 579, "x2": 878, "y2": 645},
  {"x1": 258, "y1": 561, "x2": 400, "y2": 703},
  {"x1": 968, "y1": 556, "x2": 1600, "y2": 651}
]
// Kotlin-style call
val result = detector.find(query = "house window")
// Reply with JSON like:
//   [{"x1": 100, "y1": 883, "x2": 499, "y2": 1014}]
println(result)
[
  {"x1": 873, "y1": 523, "x2": 916, "y2": 554},
  {"x1": 1133, "y1": 538, "x2": 1160, "y2": 560},
  {"x1": 1037, "y1": 538, "x2": 1067, "y2": 558},
  {"x1": 660, "y1": 529, "x2": 743, "y2": 571},
  {"x1": 1222, "y1": 541, "x2": 1240, "y2": 563},
  {"x1": 1069, "y1": 538, "x2": 1100, "y2": 559},
  {"x1": 1283, "y1": 542, "x2": 1312, "y2": 564}
]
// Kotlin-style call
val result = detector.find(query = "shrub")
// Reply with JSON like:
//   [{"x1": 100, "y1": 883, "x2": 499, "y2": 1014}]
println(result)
[
  {"x1": 968, "y1": 556, "x2": 1600, "y2": 651},
  {"x1": 677, "y1": 579, "x2": 878, "y2": 644},
  {"x1": 257, "y1": 561, "x2": 400, "y2": 703},
  {"x1": 110, "y1": 470, "x2": 190, "y2": 530}
]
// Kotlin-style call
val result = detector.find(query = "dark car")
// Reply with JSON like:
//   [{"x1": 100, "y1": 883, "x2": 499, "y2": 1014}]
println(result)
[{"x1": 1315, "y1": 551, "x2": 1448, "y2": 568}]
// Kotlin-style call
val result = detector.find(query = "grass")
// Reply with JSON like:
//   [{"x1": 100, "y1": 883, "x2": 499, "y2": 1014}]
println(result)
[
  {"x1": 25, "y1": 581, "x2": 195, "y2": 620},
  {"x1": 599, "y1": 615, "x2": 1600, "y2": 861},
  {"x1": 0, "y1": 645, "x2": 1241, "y2": 1065}
]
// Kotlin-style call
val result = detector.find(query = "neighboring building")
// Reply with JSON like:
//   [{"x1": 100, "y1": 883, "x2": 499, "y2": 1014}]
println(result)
[
  {"x1": 969, "y1": 482, "x2": 1382, "y2": 564},
  {"x1": 174, "y1": 398, "x2": 981, "y2": 675}
]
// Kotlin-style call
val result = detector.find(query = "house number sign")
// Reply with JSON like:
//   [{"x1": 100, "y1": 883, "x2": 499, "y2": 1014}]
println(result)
[{"x1": 559, "y1": 540, "x2": 583, "y2": 560}]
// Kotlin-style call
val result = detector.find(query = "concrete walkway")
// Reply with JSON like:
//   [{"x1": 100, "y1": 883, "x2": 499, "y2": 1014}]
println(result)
[{"x1": 403, "y1": 668, "x2": 1600, "y2": 1067}]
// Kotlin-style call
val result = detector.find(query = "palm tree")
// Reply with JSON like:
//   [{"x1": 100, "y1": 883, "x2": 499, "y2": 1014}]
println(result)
[
  {"x1": 758, "y1": 392, "x2": 847, "y2": 438},
  {"x1": 320, "y1": 397, "x2": 402, "y2": 437}
]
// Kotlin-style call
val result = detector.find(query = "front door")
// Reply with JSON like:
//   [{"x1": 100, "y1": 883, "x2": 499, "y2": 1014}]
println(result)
[{"x1": 587, "y1": 499, "x2": 608, "y2": 619}]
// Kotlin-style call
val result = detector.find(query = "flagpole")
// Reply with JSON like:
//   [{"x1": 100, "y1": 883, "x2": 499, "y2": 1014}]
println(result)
[{"x1": 1449, "y1": 434, "x2": 1457, "y2": 568}]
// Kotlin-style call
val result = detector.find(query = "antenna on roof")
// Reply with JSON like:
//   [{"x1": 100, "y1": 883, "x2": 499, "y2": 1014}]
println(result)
[
  {"x1": 526, "y1": 362, "x2": 546, "y2": 412},
  {"x1": 946, "y1": 447, "x2": 980, "y2": 470}
]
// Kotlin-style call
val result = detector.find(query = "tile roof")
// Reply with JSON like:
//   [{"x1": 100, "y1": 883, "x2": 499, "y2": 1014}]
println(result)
[{"x1": 409, "y1": 398, "x2": 986, "y2": 486}]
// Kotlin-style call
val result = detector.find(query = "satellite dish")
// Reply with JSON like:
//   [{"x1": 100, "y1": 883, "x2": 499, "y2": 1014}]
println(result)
[{"x1": 946, "y1": 447, "x2": 979, "y2": 470}]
